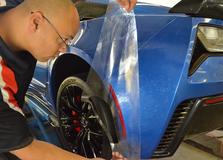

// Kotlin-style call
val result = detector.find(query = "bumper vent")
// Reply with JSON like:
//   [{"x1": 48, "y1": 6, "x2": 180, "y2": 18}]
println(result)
[{"x1": 152, "y1": 101, "x2": 194, "y2": 158}]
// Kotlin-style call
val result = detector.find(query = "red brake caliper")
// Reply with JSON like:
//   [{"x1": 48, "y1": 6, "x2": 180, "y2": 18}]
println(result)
[{"x1": 72, "y1": 111, "x2": 81, "y2": 133}]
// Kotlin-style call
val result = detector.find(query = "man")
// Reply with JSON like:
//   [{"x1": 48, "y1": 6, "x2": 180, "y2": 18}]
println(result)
[{"x1": 0, "y1": 0, "x2": 136, "y2": 160}]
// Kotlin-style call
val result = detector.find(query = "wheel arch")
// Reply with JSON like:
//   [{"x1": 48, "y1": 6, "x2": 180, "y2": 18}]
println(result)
[
  {"x1": 50, "y1": 53, "x2": 120, "y2": 144},
  {"x1": 50, "y1": 54, "x2": 91, "y2": 105}
]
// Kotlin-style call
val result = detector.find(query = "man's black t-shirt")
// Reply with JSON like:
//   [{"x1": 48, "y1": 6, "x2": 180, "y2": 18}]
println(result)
[
  {"x1": 0, "y1": 38, "x2": 36, "y2": 152},
  {"x1": 0, "y1": 1, "x2": 37, "y2": 159}
]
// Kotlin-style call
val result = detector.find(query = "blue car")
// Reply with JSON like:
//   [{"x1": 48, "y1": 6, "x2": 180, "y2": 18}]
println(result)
[{"x1": 25, "y1": 0, "x2": 223, "y2": 159}]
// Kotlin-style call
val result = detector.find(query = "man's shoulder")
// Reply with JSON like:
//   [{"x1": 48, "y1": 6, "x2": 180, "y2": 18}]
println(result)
[
  {"x1": 0, "y1": 0, "x2": 23, "y2": 7},
  {"x1": 0, "y1": 0, "x2": 23, "y2": 12}
]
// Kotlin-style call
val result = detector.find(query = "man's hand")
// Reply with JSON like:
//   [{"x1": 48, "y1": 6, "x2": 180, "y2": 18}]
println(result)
[
  {"x1": 112, "y1": 152, "x2": 127, "y2": 160},
  {"x1": 116, "y1": 0, "x2": 137, "y2": 12},
  {"x1": 92, "y1": 151, "x2": 127, "y2": 160}
]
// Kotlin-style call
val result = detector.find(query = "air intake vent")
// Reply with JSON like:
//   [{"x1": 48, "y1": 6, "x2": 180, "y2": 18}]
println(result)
[{"x1": 152, "y1": 100, "x2": 194, "y2": 158}]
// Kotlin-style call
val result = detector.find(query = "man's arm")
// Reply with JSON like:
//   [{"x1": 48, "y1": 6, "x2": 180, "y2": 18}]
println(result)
[
  {"x1": 11, "y1": 139, "x2": 88, "y2": 160},
  {"x1": 11, "y1": 139, "x2": 127, "y2": 160}
]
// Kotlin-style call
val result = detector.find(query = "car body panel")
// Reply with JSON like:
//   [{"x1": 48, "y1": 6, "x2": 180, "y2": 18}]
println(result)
[{"x1": 26, "y1": 1, "x2": 223, "y2": 159}]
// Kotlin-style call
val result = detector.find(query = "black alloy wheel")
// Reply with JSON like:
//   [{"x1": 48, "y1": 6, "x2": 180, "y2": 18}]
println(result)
[{"x1": 56, "y1": 76, "x2": 112, "y2": 159}]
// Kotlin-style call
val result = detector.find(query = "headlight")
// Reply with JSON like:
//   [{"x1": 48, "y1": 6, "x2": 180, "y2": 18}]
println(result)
[{"x1": 198, "y1": 26, "x2": 223, "y2": 52}]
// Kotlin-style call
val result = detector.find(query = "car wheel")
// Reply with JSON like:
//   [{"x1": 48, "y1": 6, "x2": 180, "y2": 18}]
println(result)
[{"x1": 56, "y1": 76, "x2": 112, "y2": 159}]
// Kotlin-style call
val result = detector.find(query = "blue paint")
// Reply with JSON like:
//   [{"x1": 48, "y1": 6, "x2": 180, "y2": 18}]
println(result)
[{"x1": 28, "y1": 2, "x2": 223, "y2": 159}]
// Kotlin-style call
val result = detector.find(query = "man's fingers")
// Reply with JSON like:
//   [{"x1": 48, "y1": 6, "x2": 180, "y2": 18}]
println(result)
[
  {"x1": 127, "y1": 0, "x2": 137, "y2": 12},
  {"x1": 116, "y1": 0, "x2": 129, "y2": 10},
  {"x1": 112, "y1": 152, "x2": 128, "y2": 160},
  {"x1": 116, "y1": 0, "x2": 137, "y2": 12},
  {"x1": 112, "y1": 152, "x2": 124, "y2": 158}
]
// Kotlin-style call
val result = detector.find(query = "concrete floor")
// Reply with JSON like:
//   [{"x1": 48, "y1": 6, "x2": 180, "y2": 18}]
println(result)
[{"x1": 158, "y1": 142, "x2": 220, "y2": 160}]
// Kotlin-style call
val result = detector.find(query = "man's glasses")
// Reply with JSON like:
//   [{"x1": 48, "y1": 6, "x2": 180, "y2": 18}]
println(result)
[{"x1": 31, "y1": 11, "x2": 72, "y2": 47}]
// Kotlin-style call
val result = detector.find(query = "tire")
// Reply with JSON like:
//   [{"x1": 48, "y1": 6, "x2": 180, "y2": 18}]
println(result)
[{"x1": 56, "y1": 76, "x2": 112, "y2": 159}]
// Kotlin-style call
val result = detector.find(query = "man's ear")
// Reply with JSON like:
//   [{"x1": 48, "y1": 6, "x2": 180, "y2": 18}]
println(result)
[{"x1": 29, "y1": 11, "x2": 44, "y2": 32}]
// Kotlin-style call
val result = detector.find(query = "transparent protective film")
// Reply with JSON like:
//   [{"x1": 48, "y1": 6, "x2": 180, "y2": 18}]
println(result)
[{"x1": 87, "y1": 1, "x2": 141, "y2": 159}]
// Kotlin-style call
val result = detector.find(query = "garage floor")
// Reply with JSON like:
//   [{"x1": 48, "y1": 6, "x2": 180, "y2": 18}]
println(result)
[
  {"x1": 156, "y1": 130, "x2": 223, "y2": 160},
  {"x1": 158, "y1": 142, "x2": 219, "y2": 160}
]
